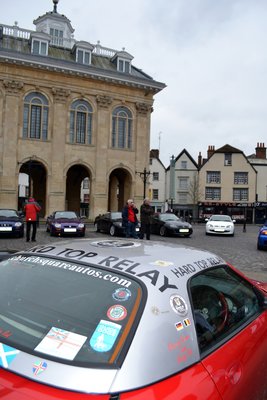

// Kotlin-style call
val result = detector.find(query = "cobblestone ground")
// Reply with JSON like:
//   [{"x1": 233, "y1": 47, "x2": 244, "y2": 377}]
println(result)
[{"x1": 0, "y1": 223, "x2": 266, "y2": 281}]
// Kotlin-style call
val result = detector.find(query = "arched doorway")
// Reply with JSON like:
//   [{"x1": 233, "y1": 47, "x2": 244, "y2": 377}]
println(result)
[
  {"x1": 108, "y1": 168, "x2": 132, "y2": 211},
  {"x1": 66, "y1": 165, "x2": 90, "y2": 216},
  {"x1": 18, "y1": 160, "x2": 47, "y2": 217}
]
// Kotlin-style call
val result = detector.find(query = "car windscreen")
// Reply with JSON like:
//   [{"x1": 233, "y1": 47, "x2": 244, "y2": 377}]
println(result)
[{"x1": 0, "y1": 254, "x2": 145, "y2": 368}]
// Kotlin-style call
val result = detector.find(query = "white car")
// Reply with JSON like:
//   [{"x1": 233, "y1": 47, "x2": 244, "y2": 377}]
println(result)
[{"x1": 205, "y1": 214, "x2": 236, "y2": 236}]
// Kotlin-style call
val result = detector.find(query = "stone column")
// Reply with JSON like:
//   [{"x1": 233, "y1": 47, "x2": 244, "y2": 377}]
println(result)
[
  {"x1": 47, "y1": 87, "x2": 70, "y2": 213},
  {"x1": 134, "y1": 102, "x2": 153, "y2": 202},
  {"x1": 91, "y1": 95, "x2": 113, "y2": 217},
  {"x1": 0, "y1": 80, "x2": 24, "y2": 208}
]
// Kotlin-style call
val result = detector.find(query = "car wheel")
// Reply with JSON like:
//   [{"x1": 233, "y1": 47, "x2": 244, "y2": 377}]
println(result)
[
  {"x1": 159, "y1": 226, "x2": 166, "y2": 237},
  {"x1": 110, "y1": 225, "x2": 116, "y2": 236},
  {"x1": 257, "y1": 242, "x2": 262, "y2": 250}
]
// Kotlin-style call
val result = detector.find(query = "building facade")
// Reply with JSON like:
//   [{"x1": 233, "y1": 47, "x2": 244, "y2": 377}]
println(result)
[
  {"x1": 0, "y1": 1, "x2": 165, "y2": 218},
  {"x1": 198, "y1": 144, "x2": 257, "y2": 223},
  {"x1": 148, "y1": 149, "x2": 166, "y2": 212},
  {"x1": 247, "y1": 143, "x2": 267, "y2": 224},
  {"x1": 165, "y1": 149, "x2": 199, "y2": 220}
]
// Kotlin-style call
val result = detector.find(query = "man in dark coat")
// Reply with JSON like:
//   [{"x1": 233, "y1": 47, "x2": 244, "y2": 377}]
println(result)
[{"x1": 140, "y1": 198, "x2": 154, "y2": 240}]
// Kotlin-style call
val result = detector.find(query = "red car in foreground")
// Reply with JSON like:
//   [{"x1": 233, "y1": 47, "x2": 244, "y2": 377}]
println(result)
[{"x1": 0, "y1": 238, "x2": 267, "y2": 399}]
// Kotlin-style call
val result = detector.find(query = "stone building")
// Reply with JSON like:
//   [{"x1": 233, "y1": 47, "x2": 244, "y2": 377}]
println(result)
[{"x1": 0, "y1": 0, "x2": 165, "y2": 218}]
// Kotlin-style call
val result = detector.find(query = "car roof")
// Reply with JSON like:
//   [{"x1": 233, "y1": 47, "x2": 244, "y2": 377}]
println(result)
[{"x1": 3, "y1": 239, "x2": 226, "y2": 393}]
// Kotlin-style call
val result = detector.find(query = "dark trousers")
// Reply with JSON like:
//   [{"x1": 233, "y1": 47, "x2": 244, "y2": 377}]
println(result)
[
  {"x1": 26, "y1": 221, "x2": 37, "y2": 241},
  {"x1": 140, "y1": 223, "x2": 151, "y2": 240},
  {"x1": 126, "y1": 221, "x2": 138, "y2": 238}
]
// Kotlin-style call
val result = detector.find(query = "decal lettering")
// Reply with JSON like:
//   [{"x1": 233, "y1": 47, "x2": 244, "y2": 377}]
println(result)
[
  {"x1": 158, "y1": 275, "x2": 178, "y2": 292},
  {"x1": 171, "y1": 264, "x2": 196, "y2": 278}
]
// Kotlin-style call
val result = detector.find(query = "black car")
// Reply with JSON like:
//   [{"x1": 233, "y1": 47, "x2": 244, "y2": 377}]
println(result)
[
  {"x1": 46, "y1": 211, "x2": 86, "y2": 237},
  {"x1": 0, "y1": 208, "x2": 24, "y2": 238},
  {"x1": 151, "y1": 212, "x2": 193, "y2": 237},
  {"x1": 94, "y1": 211, "x2": 140, "y2": 237}
]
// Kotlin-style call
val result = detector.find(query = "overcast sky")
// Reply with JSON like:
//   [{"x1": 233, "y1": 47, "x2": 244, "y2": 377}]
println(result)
[{"x1": 2, "y1": 0, "x2": 267, "y2": 166}]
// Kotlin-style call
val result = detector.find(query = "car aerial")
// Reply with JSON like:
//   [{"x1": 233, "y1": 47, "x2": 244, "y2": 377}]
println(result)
[
  {"x1": 257, "y1": 222, "x2": 267, "y2": 250},
  {"x1": 46, "y1": 211, "x2": 86, "y2": 237},
  {"x1": 0, "y1": 238, "x2": 266, "y2": 399},
  {"x1": 94, "y1": 211, "x2": 140, "y2": 237},
  {"x1": 0, "y1": 208, "x2": 24, "y2": 238},
  {"x1": 151, "y1": 212, "x2": 193, "y2": 237},
  {"x1": 205, "y1": 214, "x2": 236, "y2": 236}
]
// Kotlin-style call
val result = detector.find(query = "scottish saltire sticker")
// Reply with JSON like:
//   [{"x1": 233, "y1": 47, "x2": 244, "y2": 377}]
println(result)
[
  {"x1": 90, "y1": 320, "x2": 121, "y2": 352},
  {"x1": 35, "y1": 327, "x2": 87, "y2": 360},
  {"x1": 0, "y1": 343, "x2": 20, "y2": 368},
  {"x1": 32, "y1": 360, "x2": 48, "y2": 375}
]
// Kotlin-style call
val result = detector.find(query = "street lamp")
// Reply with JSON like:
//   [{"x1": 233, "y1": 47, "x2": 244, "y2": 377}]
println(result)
[
  {"x1": 169, "y1": 155, "x2": 175, "y2": 211},
  {"x1": 136, "y1": 167, "x2": 150, "y2": 199}
]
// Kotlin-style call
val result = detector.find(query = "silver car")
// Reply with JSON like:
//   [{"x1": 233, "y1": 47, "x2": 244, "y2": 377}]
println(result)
[
  {"x1": 0, "y1": 239, "x2": 267, "y2": 399},
  {"x1": 205, "y1": 214, "x2": 236, "y2": 236}
]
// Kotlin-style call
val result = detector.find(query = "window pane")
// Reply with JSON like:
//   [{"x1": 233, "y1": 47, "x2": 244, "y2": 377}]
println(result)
[
  {"x1": 207, "y1": 171, "x2": 221, "y2": 184},
  {"x1": 84, "y1": 52, "x2": 90, "y2": 65},
  {"x1": 190, "y1": 266, "x2": 261, "y2": 353},
  {"x1": 76, "y1": 112, "x2": 86, "y2": 143},
  {"x1": 77, "y1": 50, "x2": 83, "y2": 64},
  {"x1": 30, "y1": 105, "x2": 41, "y2": 139},
  {"x1": 40, "y1": 42, "x2": 47, "y2": 55},
  {"x1": 32, "y1": 40, "x2": 39, "y2": 55},
  {"x1": 0, "y1": 255, "x2": 144, "y2": 367}
]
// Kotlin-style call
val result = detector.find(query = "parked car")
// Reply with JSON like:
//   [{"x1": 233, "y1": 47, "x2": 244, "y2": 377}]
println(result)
[
  {"x1": 151, "y1": 212, "x2": 193, "y2": 237},
  {"x1": 257, "y1": 223, "x2": 267, "y2": 250},
  {"x1": 205, "y1": 214, "x2": 235, "y2": 236},
  {"x1": 94, "y1": 211, "x2": 140, "y2": 236},
  {"x1": 0, "y1": 239, "x2": 267, "y2": 399},
  {"x1": 0, "y1": 208, "x2": 24, "y2": 238},
  {"x1": 46, "y1": 211, "x2": 86, "y2": 237}
]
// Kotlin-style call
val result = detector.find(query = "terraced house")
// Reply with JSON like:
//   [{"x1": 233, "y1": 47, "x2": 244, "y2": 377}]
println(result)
[{"x1": 0, "y1": 0, "x2": 165, "y2": 218}]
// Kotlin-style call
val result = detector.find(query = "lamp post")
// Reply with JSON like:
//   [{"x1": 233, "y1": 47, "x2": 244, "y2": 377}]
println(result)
[
  {"x1": 169, "y1": 155, "x2": 175, "y2": 211},
  {"x1": 136, "y1": 167, "x2": 150, "y2": 199}
]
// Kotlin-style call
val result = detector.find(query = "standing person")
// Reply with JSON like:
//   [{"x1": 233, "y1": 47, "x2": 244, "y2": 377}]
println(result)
[
  {"x1": 24, "y1": 197, "x2": 41, "y2": 242},
  {"x1": 122, "y1": 199, "x2": 139, "y2": 238},
  {"x1": 140, "y1": 198, "x2": 154, "y2": 240}
]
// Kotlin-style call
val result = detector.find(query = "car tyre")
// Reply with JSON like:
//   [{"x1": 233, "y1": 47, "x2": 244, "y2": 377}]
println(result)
[
  {"x1": 110, "y1": 225, "x2": 116, "y2": 236},
  {"x1": 159, "y1": 226, "x2": 166, "y2": 237},
  {"x1": 257, "y1": 242, "x2": 262, "y2": 250}
]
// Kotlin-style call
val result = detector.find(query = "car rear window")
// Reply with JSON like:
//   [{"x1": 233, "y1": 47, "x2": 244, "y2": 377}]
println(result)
[{"x1": 0, "y1": 254, "x2": 145, "y2": 368}]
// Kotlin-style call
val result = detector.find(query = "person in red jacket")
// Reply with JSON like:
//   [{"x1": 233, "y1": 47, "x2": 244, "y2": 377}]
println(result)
[{"x1": 24, "y1": 197, "x2": 41, "y2": 242}]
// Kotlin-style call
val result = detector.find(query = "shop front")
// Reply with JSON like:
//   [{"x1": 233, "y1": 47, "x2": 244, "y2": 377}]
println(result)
[{"x1": 198, "y1": 202, "x2": 254, "y2": 224}]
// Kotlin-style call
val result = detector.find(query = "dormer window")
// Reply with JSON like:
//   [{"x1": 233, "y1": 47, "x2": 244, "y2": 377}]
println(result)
[
  {"x1": 32, "y1": 40, "x2": 48, "y2": 56},
  {"x1": 30, "y1": 31, "x2": 50, "y2": 56},
  {"x1": 118, "y1": 58, "x2": 131, "y2": 73},
  {"x1": 111, "y1": 49, "x2": 133, "y2": 74},
  {"x1": 73, "y1": 41, "x2": 94, "y2": 66},
  {"x1": 77, "y1": 49, "x2": 91, "y2": 65}
]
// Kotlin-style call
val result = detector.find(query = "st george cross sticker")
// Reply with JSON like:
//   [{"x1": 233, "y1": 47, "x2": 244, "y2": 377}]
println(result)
[{"x1": 0, "y1": 343, "x2": 20, "y2": 368}]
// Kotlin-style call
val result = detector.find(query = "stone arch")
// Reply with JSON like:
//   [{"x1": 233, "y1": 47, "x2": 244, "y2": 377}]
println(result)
[
  {"x1": 108, "y1": 167, "x2": 133, "y2": 211},
  {"x1": 65, "y1": 164, "x2": 92, "y2": 216},
  {"x1": 18, "y1": 158, "x2": 47, "y2": 217}
]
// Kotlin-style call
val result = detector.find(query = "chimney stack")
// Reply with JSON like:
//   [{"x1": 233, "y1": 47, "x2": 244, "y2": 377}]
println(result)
[
  {"x1": 255, "y1": 142, "x2": 266, "y2": 159},
  {"x1": 207, "y1": 145, "x2": 215, "y2": 159},
  {"x1": 198, "y1": 152, "x2": 202, "y2": 167}
]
